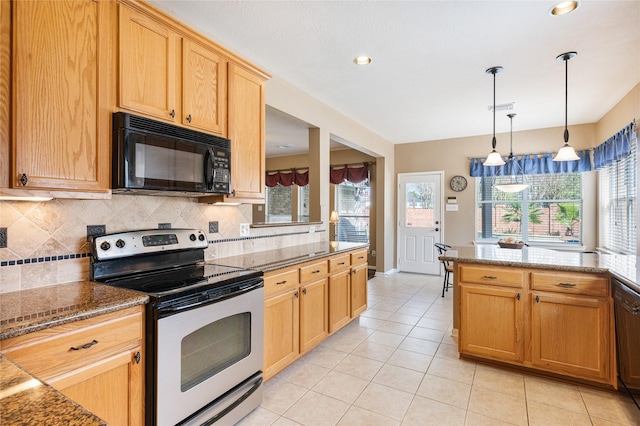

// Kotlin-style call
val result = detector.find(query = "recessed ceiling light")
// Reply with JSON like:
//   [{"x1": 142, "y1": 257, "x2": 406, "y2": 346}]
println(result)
[
  {"x1": 549, "y1": 1, "x2": 580, "y2": 16},
  {"x1": 354, "y1": 55, "x2": 372, "y2": 65}
]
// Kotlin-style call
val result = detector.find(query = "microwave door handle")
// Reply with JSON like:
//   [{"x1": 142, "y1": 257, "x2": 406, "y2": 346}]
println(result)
[{"x1": 204, "y1": 149, "x2": 214, "y2": 190}]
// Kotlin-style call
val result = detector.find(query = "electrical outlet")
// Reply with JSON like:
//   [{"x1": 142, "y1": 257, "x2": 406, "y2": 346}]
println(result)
[
  {"x1": 309, "y1": 226, "x2": 315, "y2": 233},
  {"x1": 371, "y1": 250, "x2": 376, "y2": 257},
  {"x1": 0, "y1": 227, "x2": 7, "y2": 248},
  {"x1": 209, "y1": 221, "x2": 219, "y2": 233},
  {"x1": 158, "y1": 223, "x2": 171, "y2": 229},
  {"x1": 240, "y1": 223, "x2": 250, "y2": 237},
  {"x1": 86, "y1": 225, "x2": 106, "y2": 241}
]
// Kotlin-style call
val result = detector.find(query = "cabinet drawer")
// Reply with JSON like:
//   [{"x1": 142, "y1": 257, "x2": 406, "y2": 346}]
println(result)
[
  {"x1": 1, "y1": 308, "x2": 143, "y2": 379},
  {"x1": 329, "y1": 254, "x2": 351, "y2": 273},
  {"x1": 459, "y1": 265, "x2": 524, "y2": 288},
  {"x1": 264, "y1": 268, "x2": 299, "y2": 298},
  {"x1": 351, "y1": 249, "x2": 368, "y2": 266},
  {"x1": 531, "y1": 272, "x2": 609, "y2": 297},
  {"x1": 300, "y1": 260, "x2": 328, "y2": 283}
]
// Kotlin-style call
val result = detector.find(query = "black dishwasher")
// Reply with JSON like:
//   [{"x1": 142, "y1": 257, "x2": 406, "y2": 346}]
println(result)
[{"x1": 613, "y1": 278, "x2": 640, "y2": 408}]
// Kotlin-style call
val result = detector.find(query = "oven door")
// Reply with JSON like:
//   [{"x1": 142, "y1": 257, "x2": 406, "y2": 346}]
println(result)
[{"x1": 156, "y1": 284, "x2": 264, "y2": 426}]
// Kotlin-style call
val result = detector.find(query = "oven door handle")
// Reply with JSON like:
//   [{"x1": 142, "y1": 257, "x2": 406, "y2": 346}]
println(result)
[{"x1": 204, "y1": 148, "x2": 214, "y2": 191}]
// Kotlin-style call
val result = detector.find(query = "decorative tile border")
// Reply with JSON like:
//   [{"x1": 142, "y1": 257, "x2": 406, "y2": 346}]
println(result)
[{"x1": 0, "y1": 230, "x2": 325, "y2": 268}]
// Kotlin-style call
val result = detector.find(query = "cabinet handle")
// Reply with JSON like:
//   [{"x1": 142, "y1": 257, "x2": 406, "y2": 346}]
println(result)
[
  {"x1": 169, "y1": 109, "x2": 175, "y2": 118},
  {"x1": 70, "y1": 339, "x2": 98, "y2": 351},
  {"x1": 187, "y1": 114, "x2": 192, "y2": 123},
  {"x1": 276, "y1": 280, "x2": 287, "y2": 285},
  {"x1": 303, "y1": 288, "x2": 307, "y2": 295},
  {"x1": 517, "y1": 293, "x2": 520, "y2": 301},
  {"x1": 19, "y1": 173, "x2": 28, "y2": 186},
  {"x1": 134, "y1": 351, "x2": 141, "y2": 364},
  {"x1": 312, "y1": 270, "x2": 321, "y2": 274},
  {"x1": 358, "y1": 256, "x2": 365, "y2": 259},
  {"x1": 294, "y1": 291, "x2": 299, "y2": 298},
  {"x1": 557, "y1": 282, "x2": 577, "y2": 288},
  {"x1": 338, "y1": 262, "x2": 345, "y2": 265},
  {"x1": 482, "y1": 275, "x2": 497, "y2": 280},
  {"x1": 535, "y1": 295, "x2": 540, "y2": 303}
]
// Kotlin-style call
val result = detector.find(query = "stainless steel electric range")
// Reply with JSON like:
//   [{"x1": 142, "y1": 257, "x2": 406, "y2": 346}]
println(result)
[{"x1": 90, "y1": 229, "x2": 264, "y2": 426}]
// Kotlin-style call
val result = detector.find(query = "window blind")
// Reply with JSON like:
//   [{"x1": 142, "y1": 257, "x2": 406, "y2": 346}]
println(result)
[{"x1": 598, "y1": 136, "x2": 637, "y2": 254}]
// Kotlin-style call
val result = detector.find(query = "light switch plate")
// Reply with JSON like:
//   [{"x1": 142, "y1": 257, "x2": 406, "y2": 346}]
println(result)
[{"x1": 240, "y1": 223, "x2": 250, "y2": 237}]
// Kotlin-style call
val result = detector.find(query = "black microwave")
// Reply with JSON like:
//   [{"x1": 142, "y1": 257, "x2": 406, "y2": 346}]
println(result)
[{"x1": 112, "y1": 112, "x2": 231, "y2": 196}]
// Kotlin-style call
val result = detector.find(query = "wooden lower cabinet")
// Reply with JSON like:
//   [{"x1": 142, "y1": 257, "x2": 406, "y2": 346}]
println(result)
[
  {"x1": 263, "y1": 288, "x2": 299, "y2": 379},
  {"x1": 458, "y1": 264, "x2": 616, "y2": 387},
  {"x1": 531, "y1": 291, "x2": 612, "y2": 382},
  {"x1": 459, "y1": 284, "x2": 524, "y2": 363},
  {"x1": 329, "y1": 270, "x2": 351, "y2": 333},
  {"x1": 300, "y1": 278, "x2": 329, "y2": 353},
  {"x1": 0, "y1": 306, "x2": 145, "y2": 425},
  {"x1": 263, "y1": 248, "x2": 368, "y2": 380}
]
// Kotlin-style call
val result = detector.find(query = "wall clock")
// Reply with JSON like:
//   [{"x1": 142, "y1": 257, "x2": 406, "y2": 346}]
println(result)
[{"x1": 450, "y1": 175, "x2": 467, "y2": 192}]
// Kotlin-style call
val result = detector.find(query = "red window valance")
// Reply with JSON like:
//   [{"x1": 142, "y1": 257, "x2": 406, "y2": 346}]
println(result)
[
  {"x1": 265, "y1": 169, "x2": 309, "y2": 187},
  {"x1": 330, "y1": 163, "x2": 369, "y2": 184}
]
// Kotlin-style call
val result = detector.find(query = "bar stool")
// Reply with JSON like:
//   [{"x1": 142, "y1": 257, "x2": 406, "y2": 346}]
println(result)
[{"x1": 434, "y1": 243, "x2": 453, "y2": 297}]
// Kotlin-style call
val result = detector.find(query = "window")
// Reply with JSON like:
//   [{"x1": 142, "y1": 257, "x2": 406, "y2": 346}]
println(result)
[
  {"x1": 598, "y1": 137, "x2": 636, "y2": 254},
  {"x1": 265, "y1": 185, "x2": 310, "y2": 223},
  {"x1": 476, "y1": 173, "x2": 583, "y2": 245},
  {"x1": 335, "y1": 180, "x2": 370, "y2": 243}
]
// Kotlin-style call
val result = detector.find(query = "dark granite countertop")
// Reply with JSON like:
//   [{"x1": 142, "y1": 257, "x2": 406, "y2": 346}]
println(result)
[
  {"x1": 0, "y1": 355, "x2": 107, "y2": 425},
  {"x1": 0, "y1": 281, "x2": 149, "y2": 341},
  {"x1": 212, "y1": 241, "x2": 369, "y2": 272},
  {"x1": 440, "y1": 245, "x2": 639, "y2": 293}
]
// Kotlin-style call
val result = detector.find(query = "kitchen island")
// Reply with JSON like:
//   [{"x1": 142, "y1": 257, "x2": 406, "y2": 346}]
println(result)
[{"x1": 441, "y1": 245, "x2": 636, "y2": 390}]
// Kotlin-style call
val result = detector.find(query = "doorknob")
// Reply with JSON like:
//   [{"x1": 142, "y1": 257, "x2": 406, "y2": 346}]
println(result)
[
  {"x1": 435, "y1": 221, "x2": 439, "y2": 225},
  {"x1": 435, "y1": 228, "x2": 439, "y2": 232}
]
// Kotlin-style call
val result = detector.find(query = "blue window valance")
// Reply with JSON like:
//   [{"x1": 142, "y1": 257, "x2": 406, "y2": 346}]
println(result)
[
  {"x1": 593, "y1": 122, "x2": 636, "y2": 170},
  {"x1": 469, "y1": 150, "x2": 592, "y2": 177}
]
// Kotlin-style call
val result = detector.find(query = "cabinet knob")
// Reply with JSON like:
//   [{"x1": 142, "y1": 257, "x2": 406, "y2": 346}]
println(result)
[
  {"x1": 187, "y1": 114, "x2": 192, "y2": 123},
  {"x1": 19, "y1": 173, "x2": 28, "y2": 186},
  {"x1": 134, "y1": 351, "x2": 141, "y2": 364},
  {"x1": 302, "y1": 288, "x2": 307, "y2": 295},
  {"x1": 535, "y1": 295, "x2": 540, "y2": 303},
  {"x1": 294, "y1": 291, "x2": 299, "y2": 298},
  {"x1": 169, "y1": 109, "x2": 176, "y2": 118},
  {"x1": 517, "y1": 293, "x2": 521, "y2": 301}
]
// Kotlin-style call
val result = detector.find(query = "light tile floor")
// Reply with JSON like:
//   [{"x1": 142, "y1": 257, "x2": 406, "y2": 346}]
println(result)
[{"x1": 238, "y1": 272, "x2": 640, "y2": 426}]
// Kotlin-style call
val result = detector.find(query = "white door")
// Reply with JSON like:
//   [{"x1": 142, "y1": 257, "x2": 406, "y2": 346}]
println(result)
[{"x1": 397, "y1": 172, "x2": 443, "y2": 274}]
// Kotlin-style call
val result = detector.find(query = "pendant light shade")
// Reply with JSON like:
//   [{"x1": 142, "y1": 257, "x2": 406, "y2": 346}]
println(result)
[
  {"x1": 495, "y1": 113, "x2": 529, "y2": 193},
  {"x1": 483, "y1": 66, "x2": 506, "y2": 167},
  {"x1": 553, "y1": 52, "x2": 580, "y2": 162}
]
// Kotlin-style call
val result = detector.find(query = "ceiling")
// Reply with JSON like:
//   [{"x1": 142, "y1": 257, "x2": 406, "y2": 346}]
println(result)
[{"x1": 150, "y1": 1, "x2": 640, "y2": 153}]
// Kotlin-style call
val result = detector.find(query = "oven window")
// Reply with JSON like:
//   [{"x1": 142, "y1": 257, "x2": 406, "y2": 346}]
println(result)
[{"x1": 181, "y1": 313, "x2": 251, "y2": 392}]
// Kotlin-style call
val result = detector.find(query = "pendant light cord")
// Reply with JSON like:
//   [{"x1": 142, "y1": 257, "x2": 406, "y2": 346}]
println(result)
[
  {"x1": 492, "y1": 71, "x2": 497, "y2": 149},
  {"x1": 564, "y1": 56, "x2": 569, "y2": 143}
]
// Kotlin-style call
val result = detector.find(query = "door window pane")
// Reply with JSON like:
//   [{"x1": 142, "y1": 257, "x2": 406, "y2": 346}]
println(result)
[
  {"x1": 405, "y1": 182, "x2": 434, "y2": 228},
  {"x1": 336, "y1": 181, "x2": 370, "y2": 243}
]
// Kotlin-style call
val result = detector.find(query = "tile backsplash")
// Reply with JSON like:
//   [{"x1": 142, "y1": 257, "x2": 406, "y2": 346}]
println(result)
[{"x1": 0, "y1": 194, "x2": 324, "y2": 293}]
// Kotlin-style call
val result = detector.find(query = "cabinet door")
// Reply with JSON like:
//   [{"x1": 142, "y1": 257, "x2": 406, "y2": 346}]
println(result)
[
  {"x1": 531, "y1": 292, "x2": 612, "y2": 383},
  {"x1": 329, "y1": 270, "x2": 351, "y2": 333},
  {"x1": 226, "y1": 63, "x2": 265, "y2": 202},
  {"x1": 300, "y1": 278, "x2": 328, "y2": 353},
  {"x1": 264, "y1": 289, "x2": 299, "y2": 380},
  {"x1": 119, "y1": 6, "x2": 177, "y2": 122},
  {"x1": 350, "y1": 264, "x2": 368, "y2": 317},
  {"x1": 182, "y1": 39, "x2": 226, "y2": 134},
  {"x1": 50, "y1": 348, "x2": 143, "y2": 426},
  {"x1": 459, "y1": 284, "x2": 524, "y2": 363},
  {"x1": 12, "y1": 0, "x2": 110, "y2": 192}
]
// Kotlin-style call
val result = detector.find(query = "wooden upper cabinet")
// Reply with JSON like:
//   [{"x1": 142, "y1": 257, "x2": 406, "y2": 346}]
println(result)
[
  {"x1": 119, "y1": 6, "x2": 177, "y2": 122},
  {"x1": 119, "y1": 5, "x2": 227, "y2": 135},
  {"x1": 182, "y1": 39, "x2": 227, "y2": 134},
  {"x1": 223, "y1": 63, "x2": 266, "y2": 202},
  {"x1": 10, "y1": 0, "x2": 111, "y2": 192}
]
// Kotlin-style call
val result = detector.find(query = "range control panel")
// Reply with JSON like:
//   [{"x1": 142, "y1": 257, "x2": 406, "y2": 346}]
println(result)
[{"x1": 92, "y1": 229, "x2": 208, "y2": 260}]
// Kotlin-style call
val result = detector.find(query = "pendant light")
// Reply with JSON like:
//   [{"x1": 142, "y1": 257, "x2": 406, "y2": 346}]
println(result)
[
  {"x1": 553, "y1": 52, "x2": 580, "y2": 162},
  {"x1": 483, "y1": 66, "x2": 506, "y2": 166},
  {"x1": 495, "y1": 113, "x2": 529, "y2": 192}
]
